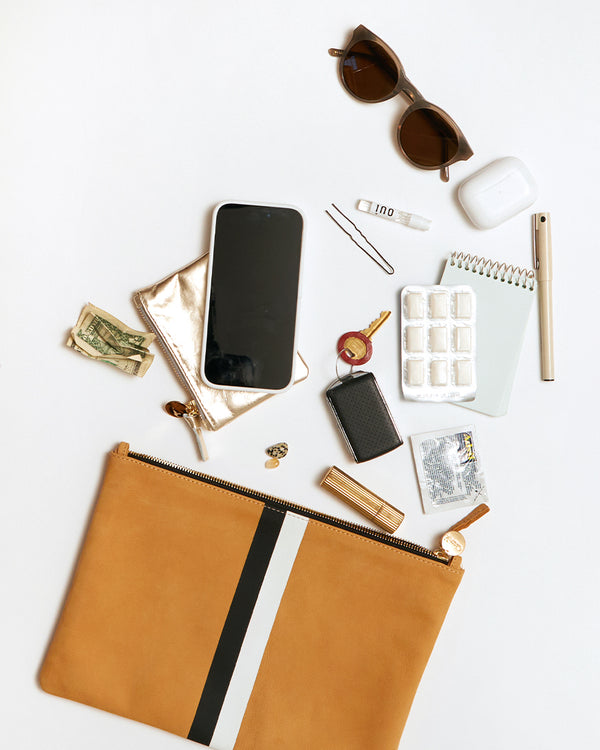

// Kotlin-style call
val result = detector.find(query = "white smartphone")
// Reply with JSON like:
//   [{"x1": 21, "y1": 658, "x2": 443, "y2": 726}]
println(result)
[{"x1": 201, "y1": 201, "x2": 305, "y2": 393}]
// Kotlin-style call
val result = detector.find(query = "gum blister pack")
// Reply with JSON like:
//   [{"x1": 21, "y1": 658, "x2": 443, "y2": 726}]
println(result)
[{"x1": 401, "y1": 285, "x2": 476, "y2": 402}]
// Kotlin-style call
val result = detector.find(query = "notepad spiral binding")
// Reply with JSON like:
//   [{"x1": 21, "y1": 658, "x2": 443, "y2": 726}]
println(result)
[{"x1": 450, "y1": 252, "x2": 535, "y2": 290}]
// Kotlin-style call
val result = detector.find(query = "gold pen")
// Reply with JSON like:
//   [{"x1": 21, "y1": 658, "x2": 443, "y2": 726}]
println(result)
[{"x1": 533, "y1": 212, "x2": 554, "y2": 381}]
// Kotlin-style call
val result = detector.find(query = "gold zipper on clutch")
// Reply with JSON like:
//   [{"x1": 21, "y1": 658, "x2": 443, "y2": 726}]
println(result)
[{"x1": 127, "y1": 450, "x2": 451, "y2": 565}]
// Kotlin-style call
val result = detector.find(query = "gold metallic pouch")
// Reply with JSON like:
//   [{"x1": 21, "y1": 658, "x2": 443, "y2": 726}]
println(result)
[
  {"x1": 133, "y1": 254, "x2": 309, "y2": 458},
  {"x1": 40, "y1": 443, "x2": 463, "y2": 750}
]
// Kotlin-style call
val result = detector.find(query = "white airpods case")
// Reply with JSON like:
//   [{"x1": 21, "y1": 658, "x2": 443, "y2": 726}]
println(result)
[{"x1": 458, "y1": 157, "x2": 537, "y2": 229}]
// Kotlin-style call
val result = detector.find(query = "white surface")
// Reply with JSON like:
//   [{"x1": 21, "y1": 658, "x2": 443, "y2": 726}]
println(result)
[{"x1": 1, "y1": 2, "x2": 599, "y2": 749}]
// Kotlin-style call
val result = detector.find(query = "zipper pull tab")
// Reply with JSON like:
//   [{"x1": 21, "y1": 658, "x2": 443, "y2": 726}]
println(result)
[
  {"x1": 165, "y1": 400, "x2": 209, "y2": 461},
  {"x1": 439, "y1": 503, "x2": 490, "y2": 556}
]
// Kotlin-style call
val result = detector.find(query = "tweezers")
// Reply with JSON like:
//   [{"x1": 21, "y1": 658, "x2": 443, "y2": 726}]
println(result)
[{"x1": 325, "y1": 203, "x2": 394, "y2": 275}]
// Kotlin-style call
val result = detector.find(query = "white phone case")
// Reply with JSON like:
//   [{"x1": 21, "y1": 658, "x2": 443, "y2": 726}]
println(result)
[{"x1": 201, "y1": 200, "x2": 306, "y2": 394}]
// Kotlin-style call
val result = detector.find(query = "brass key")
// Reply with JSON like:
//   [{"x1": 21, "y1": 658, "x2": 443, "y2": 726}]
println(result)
[
  {"x1": 361, "y1": 310, "x2": 391, "y2": 340},
  {"x1": 337, "y1": 310, "x2": 391, "y2": 365}
]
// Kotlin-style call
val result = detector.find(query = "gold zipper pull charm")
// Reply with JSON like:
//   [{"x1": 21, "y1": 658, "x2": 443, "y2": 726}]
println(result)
[
  {"x1": 165, "y1": 400, "x2": 209, "y2": 461},
  {"x1": 440, "y1": 503, "x2": 490, "y2": 556}
]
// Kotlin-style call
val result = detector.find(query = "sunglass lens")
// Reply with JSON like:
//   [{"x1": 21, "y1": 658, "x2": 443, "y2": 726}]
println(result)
[
  {"x1": 398, "y1": 108, "x2": 459, "y2": 167},
  {"x1": 342, "y1": 41, "x2": 399, "y2": 101}
]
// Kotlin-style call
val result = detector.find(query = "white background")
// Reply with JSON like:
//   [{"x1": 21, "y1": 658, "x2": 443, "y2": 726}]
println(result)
[{"x1": 2, "y1": 2, "x2": 599, "y2": 749}]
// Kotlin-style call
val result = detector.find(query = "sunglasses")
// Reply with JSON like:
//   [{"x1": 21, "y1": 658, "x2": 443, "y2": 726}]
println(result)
[{"x1": 329, "y1": 25, "x2": 473, "y2": 182}]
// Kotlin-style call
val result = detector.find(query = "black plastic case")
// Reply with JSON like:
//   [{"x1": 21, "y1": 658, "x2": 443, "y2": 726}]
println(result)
[{"x1": 325, "y1": 371, "x2": 403, "y2": 462}]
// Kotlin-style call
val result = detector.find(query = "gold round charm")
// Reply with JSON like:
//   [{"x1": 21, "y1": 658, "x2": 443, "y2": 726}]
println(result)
[
  {"x1": 164, "y1": 401, "x2": 188, "y2": 417},
  {"x1": 265, "y1": 458, "x2": 280, "y2": 469},
  {"x1": 441, "y1": 530, "x2": 466, "y2": 556},
  {"x1": 266, "y1": 442, "x2": 288, "y2": 459}
]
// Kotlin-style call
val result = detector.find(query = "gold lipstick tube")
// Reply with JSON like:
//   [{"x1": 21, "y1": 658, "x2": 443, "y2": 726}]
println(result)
[{"x1": 320, "y1": 466, "x2": 404, "y2": 533}]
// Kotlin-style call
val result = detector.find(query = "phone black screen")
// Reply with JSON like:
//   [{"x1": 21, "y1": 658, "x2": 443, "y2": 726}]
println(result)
[{"x1": 203, "y1": 203, "x2": 303, "y2": 390}]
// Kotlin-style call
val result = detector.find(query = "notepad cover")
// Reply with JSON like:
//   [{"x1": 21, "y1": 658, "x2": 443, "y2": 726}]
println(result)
[{"x1": 440, "y1": 255, "x2": 536, "y2": 417}]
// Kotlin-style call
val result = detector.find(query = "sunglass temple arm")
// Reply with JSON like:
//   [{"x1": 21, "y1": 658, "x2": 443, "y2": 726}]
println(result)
[{"x1": 328, "y1": 48, "x2": 344, "y2": 57}]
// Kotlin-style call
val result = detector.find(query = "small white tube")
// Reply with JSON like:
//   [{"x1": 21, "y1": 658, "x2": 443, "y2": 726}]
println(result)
[{"x1": 357, "y1": 199, "x2": 432, "y2": 231}]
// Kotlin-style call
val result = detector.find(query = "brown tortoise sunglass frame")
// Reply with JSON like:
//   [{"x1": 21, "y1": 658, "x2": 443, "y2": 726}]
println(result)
[{"x1": 329, "y1": 25, "x2": 473, "y2": 182}]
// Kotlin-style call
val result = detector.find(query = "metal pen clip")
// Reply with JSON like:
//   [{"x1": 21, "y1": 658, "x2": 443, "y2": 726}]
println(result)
[
  {"x1": 533, "y1": 212, "x2": 544, "y2": 270},
  {"x1": 325, "y1": 203, "x2": 395, "y2": 275}
]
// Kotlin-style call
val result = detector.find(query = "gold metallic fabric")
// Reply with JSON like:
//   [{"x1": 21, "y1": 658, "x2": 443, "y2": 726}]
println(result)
[{"x1": 134, "y1": 254, "x2": 309, "y2": 431}]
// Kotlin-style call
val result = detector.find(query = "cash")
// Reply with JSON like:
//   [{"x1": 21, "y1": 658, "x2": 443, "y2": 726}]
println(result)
[{"x1": 67, "y1": 303, "x2": 156, "y2": 377}]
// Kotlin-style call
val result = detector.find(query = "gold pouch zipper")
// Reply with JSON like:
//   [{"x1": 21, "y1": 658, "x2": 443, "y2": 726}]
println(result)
[
  {"x1": 133, "y1": 294, "x2": 202, "y2": 402},
  {"x1": 164, "y1": 401, "x2": 209, "y2": 461},
  {"x1": 125, "y1": 447, "x2": 452, "y2": 566},
  {"x1": 133, "y1": 294, "x2": 212, "y2": 458}
]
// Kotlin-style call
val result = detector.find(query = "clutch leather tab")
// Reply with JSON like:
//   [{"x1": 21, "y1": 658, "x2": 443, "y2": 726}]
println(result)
[{"x1": 40, "y1": 444, "x2": 463, "y2": 750}]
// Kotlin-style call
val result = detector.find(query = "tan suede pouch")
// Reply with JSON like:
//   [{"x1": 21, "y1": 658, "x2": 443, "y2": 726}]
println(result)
[{"x1": 40, "y1": 443, "x2": 463, "y2": 750}]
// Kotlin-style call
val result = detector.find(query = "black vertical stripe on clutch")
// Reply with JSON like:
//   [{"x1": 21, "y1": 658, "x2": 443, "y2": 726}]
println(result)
[{"x1": 187, "y1": 505, "x2": 285, "y2": 745}]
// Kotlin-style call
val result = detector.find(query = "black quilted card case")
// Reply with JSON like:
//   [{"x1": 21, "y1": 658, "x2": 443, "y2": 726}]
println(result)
[{"x1": 326, "y1": 371, "x2": 403, "y2": 462}]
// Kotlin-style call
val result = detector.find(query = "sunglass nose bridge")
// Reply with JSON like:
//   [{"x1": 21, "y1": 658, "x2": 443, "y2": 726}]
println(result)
[{"x1": 400, "y1": 79, "x2": 423, "y2": 104}]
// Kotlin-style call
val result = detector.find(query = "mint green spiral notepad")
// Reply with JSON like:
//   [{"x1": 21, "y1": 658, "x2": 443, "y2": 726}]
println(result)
[{"x1": 440, "y1": 253, "x2": 536, "y2": 417}]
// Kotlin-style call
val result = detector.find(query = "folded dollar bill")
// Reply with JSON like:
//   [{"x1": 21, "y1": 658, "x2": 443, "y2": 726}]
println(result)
[{"x1": 67, "y1": 303, "x2": 155, "y2": 377}]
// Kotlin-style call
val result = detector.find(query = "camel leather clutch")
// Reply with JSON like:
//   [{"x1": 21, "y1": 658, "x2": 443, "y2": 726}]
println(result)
[{"x1": 40, "y1": 442, "x2": 464, "y2": 750}]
